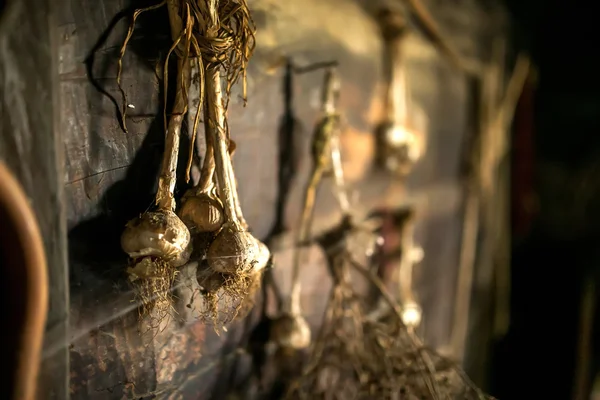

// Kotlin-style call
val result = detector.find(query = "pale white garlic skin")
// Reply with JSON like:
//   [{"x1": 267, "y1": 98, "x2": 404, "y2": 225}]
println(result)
[
  {"x1": 271, "y1": 314, "x2": 312, "y2": 350},
  {"x1": 401, "y1": 301, "x2": 422, "y2": 328},
  {"x1": 253, "y1": 240, "x2": 271, "y2": 273},
  {"x1": 207, "y1": 228, "x2": 260, "y2": 274},
  {"x1": 178, "y1": 193, "x2": 224, "y2": 233},
  {"x1": 382, "y1": 124, "x2": 425, "y2": 173},
  {"x1": 121, "y1": 209, "x2": 191, "y2": 260}
]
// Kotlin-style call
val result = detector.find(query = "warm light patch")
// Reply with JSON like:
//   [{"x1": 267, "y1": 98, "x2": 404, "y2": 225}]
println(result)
[
  {"x1": 340, "y1": 125, "x2": 375, "y2": 182},
  {"x1": 401, "y1": 301, "x2": 422, "y2": 328}
]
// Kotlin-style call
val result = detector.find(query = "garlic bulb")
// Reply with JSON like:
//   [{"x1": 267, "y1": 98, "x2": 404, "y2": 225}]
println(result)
[
  {"x1": 254, "y1": 240, "x2": 271, "y2": 272},
  {"x1": 170, "y1": 239, "x2": 194, "y2": 267},
  {"x1": 375, "y1": 8, "x2": 425, "y2": 177},
  {"x1": 204, "y1": 67, "x2": 265, "y2": 275},
  {"x1": 179, "y1": 191, "x2": 224, "y2": 233},
  {"x1": 384, "y1": 124, "x2": 423, "y2": 161},
  {"x1": 179, "y1": 94, "x2": 224, "y2": 234},
  {"x1": 270, "y1": 313, "x2": 311, "y2": 350},
  {"x1": 378, "y1": 123, "x2": 424, "y2": 176},
  {"x1": 207, "y1": 227, "x2": 259, "y2": 274},
  {"x1": 401, "y1": 301, "x2": 422, "y2": 329},
  {"x1": 121, "y1": 209, "x2": 191, "y2": 262}
]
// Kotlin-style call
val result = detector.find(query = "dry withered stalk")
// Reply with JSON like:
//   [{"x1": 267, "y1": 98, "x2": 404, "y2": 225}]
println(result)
[
  {"x1": 375, "y1": 8, "x2": 425, "y2": 177},
  {"x1": 450, "y1": 50, "x2": 531, "y2": 360},
  {"x1": 399, "y1": 0, "x2": 478, "y2": 74},
  {"x1": 119, "y1": 0, "x2": 197, "y2": 323},
  {"x1": 285, "y1": 217, "x2": 379, "y2": 399},
  {"x1": 350, "y1": 259, "x2": 492, "y2": 400},
  {"x1": 285, "y1": 216, "x2": 491, "y2": 400},
  {"x1": 272, "y1": 65, "x2": 350, "y2": 353}
]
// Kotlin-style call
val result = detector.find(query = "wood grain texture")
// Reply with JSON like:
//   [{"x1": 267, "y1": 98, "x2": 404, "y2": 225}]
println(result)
[
  {"x1": 56, "y1": 0, "x2": 481, "y2": 397},
  {"x1": 0, "y1": 1, "x2": 70, "y2": 399}
]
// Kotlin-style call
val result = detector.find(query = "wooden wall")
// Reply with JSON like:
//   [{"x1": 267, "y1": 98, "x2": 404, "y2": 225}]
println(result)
[
  {"x1": 3, "y1": 0, "x2": 497, "y2": 398},
  {"x1": 0, "y1": 0, "x2": 70, "y2": 398}
]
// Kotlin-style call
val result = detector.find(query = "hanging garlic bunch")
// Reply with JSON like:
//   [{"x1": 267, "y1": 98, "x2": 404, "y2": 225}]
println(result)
[
  {"x1": 119, "y1": 1, "x2": 193, "y2": 319},
  {"x1": 173, "y1": 0, "x2": 269, "y2": 325},
  {"x1": 375, "y1": 8, "x2": 425, "y2": 177}
]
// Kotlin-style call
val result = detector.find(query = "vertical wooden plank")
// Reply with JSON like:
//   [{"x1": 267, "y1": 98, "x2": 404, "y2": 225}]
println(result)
[{"x1": 0, "y1": 0, "x2": 70, "y2": 399}]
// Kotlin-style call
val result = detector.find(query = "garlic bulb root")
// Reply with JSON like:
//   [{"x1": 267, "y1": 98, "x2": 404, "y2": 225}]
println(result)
[
  {"x1": 196, "y1": 265, "x2": 263, "y2": 326},
  {"x1": 126, "y1": 256, "x2": 177, "y2": 319}
]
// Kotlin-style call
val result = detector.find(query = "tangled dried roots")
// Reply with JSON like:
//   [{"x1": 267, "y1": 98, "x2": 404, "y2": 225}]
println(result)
[
  {"x1": 189, "y1": 0, "x2": 255, "y2": 105},
  {"x1": 127, "y1": 257, "x2": 178, "y2": 326},
  {"x1": 196, "y1": 267, "x2": 262, "y2": 328},
  {"x1": 286, "y1": 269, "x2": 490, "y2": 400},
  {"x1": 286, "y1": 278, "x2": 364, "y2": 399},
  {"x1": 357, "y1": 319, "x2": 491, "y2": 399},
  {"x1": 117, "y1": 0, "x2": 255, "y2": 134}
]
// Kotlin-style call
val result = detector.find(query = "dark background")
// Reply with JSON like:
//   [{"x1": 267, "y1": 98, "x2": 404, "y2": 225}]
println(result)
[{"x1": 493, "y1": 0, "x2": 600, "y2": 398}]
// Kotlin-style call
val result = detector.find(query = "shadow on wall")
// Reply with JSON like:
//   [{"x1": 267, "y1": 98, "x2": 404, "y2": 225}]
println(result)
[{"x1": 69, "y1": 0, "x2": 191, "y2": 290}]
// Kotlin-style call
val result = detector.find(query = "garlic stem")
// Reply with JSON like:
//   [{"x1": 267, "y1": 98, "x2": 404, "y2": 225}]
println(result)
[
  {"x1": 231, "y1": 165, "x2": 248, "y2": 229},
  {"x1": 322, "y1": 68, "x2": 350, "y2": 214},
  {"x1": 156, "y1": 5, "x2": 189, "y2": 211},
  {"x1": 205, "y1": 0, "x2": 247, "y2": 231},
  {"x1": 197, "y1": 100, "x2": 216, "y2": 194},
  {"x1": 403, "y1": 0, "x2": 467, "y2": 73},
  {"x1": 329, "y1": 125, "x2": 350, "y2": 214},
  {"x1": 320, "y1": 67, "x2": 339, "y2": 115},
  {"x1": 166, "y1": 0, "x2": 183, "y2": 40},
  {"x1": 202, "y1": 0, "x2": 248, "y2": 231},
  {"x1": 385, "y1": 34, "x2": 409, "y2": 126},
  {"x1": 289, "y1": 165, "x2": 322, "y2": 315},
  {"x1": 289, "y1": 67, "x2": 344, "y2": 315},
  {"x1": 186, "y1": 61, "x2": 204, "y2": 183},
  {"x1": 206, "y1": 0, "x2": 219, "y2": 28},
  {"x1": 396, "y1": 223, "x2": 424, "y2": 330},
  {"x1": 205, "y1": 67, "x2": 246, "y2": 231},
  {"x1": 397, "y1": 221, "x2": 417, "y2": 306}
]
